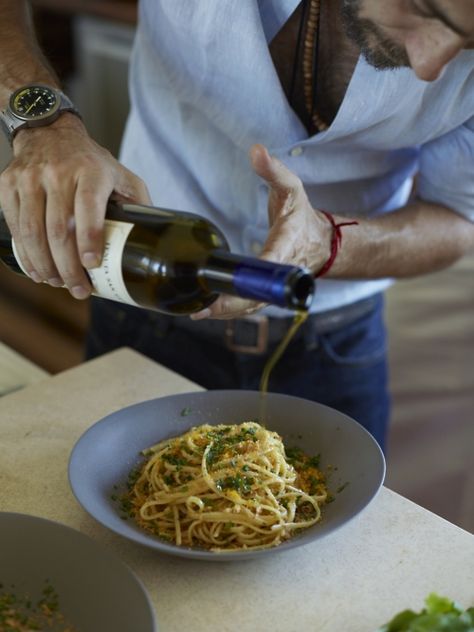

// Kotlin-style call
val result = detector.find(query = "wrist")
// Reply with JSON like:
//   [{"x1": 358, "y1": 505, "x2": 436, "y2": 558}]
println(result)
[
  {"x1": 315, "y1": 211, "x2": 359, "y2": 278},
  {"x1": 12, "y1": 111, "x2": 86, "y2": 150},
  {"x1": 312, "y1": 210, "x2": 333, "y2": 272}
]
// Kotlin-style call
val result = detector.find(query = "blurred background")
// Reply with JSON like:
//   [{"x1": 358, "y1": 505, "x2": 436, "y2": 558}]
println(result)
[{"x1": 1, "y1": 0, "x2": 473, "y2": 534}]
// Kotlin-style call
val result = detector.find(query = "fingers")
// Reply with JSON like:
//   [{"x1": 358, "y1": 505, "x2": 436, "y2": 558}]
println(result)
[
  {"x1": 0, "y1": 167, "x2": 62, "y2": 284},
  {"x1": 191, "y1": 295, "x2": 265, "y2": 320},
  {"x1": 21, "y1": 185, "x2": 63, "y2": 285},
  {"x1": 113, "y1": 168, "x2": 152, "y2": 207},
  {"x1": 0, "y1": 180, "x2": 37, "y2": 280},
  {"x1": 0, "y1": 130, "x2": 151, "y2": 301},
  {"x1": 74, "y1": 177, "x2": 112, "y2": 271},
  {"x1": 45, "y1": 185, "x2": 92, "y2": 298},
  {"x1": 74, "y1": 164, "x2": 152, "y2": 267},
  {"x1": 47, "y1": 164, "x2": 149, "y2": 297}
]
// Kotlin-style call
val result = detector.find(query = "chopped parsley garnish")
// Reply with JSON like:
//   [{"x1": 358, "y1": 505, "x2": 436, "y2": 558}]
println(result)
[
  {"x1": 216, "y1": 473, "x2": 255, "y2": 495},
  {"x1": 162, "y1": 453, "x2": 189, "y2": 469},
  {"x1": 206, "y1": 427, "x2": 259, "y2": 467},
  {"x1": 0, "y1": 580, "x2": 76, "y2": 630}
]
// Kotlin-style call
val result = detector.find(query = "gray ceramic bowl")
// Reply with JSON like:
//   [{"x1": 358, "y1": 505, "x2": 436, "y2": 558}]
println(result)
[
  {"x1": 0, "y1": 512, "x2": 156, "y2": 631},
  {"x1": 69, "y1": 390, "x2": 385, "y2": 561}
]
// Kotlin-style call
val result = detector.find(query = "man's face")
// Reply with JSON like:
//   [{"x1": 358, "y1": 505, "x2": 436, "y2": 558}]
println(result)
[{"x1": 341, "y1": 0, "x2": 474, "y2": 81}]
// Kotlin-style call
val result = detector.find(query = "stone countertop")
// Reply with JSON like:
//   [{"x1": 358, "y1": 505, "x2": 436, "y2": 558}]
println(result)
[
  {"x1": 0, "y1": 341, "x2": 49, "y2": 396},
  {"x1": 0, "y1": 347, "x2": 472, "y2": 631}
]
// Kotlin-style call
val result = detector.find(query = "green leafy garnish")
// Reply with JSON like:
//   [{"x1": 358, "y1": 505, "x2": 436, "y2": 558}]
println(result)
[{"x1": 377, "y1": 593, "x2": 474, "y2": 632}]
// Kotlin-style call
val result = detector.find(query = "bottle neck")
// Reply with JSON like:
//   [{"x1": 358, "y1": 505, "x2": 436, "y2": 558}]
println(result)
[{"x1": 200, "y1": 251, "x2": 315, "y2": 310}]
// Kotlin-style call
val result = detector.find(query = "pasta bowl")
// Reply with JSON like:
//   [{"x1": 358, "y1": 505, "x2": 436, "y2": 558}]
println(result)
[
  {"x1": 0, "y1": 512, "x2": 156, "y2": 630},
  {"x1": 69, "y1": 390, "x2": 385, "y2": 561}
]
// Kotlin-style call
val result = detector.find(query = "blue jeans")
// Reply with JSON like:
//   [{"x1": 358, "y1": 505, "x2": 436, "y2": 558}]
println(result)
[{"x1": 85, "y1": 294, "x2": 390, "y2": 452}]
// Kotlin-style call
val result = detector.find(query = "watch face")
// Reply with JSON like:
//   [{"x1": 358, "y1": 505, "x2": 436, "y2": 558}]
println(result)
[{"x1": 10, "y1": 85, "x2": 59, "y2": 121}]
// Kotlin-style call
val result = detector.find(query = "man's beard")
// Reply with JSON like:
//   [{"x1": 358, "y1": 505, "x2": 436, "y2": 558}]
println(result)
[{"x1": 340, "y1": 0, "x2": 411, "y2": 70}]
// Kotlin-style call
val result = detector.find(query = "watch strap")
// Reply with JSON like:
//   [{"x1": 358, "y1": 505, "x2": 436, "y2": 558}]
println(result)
[
  {"x1": 57, "y1": 90, "x2": 80, "y2": 116},
  {"x1": 0, "y1": 109, "x2": 18, "y2": 139}
]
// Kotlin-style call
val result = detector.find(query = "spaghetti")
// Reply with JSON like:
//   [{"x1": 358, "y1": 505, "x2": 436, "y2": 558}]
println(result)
[{"x1": 122, "y1": 421, "x2": 328, "y2": 551}]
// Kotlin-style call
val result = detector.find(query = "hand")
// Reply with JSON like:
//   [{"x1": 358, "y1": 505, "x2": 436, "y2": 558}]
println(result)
[
  {"x1": 0, "y1": 114, "x2": 151, "y2": 299},
  {"x1": 191, "y1": 143, "x2": 331, "y2": 320}
]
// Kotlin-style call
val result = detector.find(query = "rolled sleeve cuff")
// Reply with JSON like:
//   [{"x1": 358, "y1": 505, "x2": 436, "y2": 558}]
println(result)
[{"x1": 418, "y1": 116, "x2": 474, "y2": 222}]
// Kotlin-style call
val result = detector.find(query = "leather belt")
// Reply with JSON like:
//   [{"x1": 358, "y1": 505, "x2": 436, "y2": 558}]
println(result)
[{"x1": 174, "y1": 295, "x2": 380, "y2": 355}]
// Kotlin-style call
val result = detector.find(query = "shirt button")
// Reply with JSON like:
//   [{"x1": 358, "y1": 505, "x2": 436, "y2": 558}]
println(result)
[
  {"x1": 290, "y1": 146, "x2": 304, "y2": 157},
  {"x1": 250, "y1": 241, "x2": 263, "y2": 255}
]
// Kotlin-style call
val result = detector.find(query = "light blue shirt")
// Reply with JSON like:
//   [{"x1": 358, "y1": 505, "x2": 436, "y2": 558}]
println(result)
[{"x1": 120, "y1": 0, "x2": 474, "y2": 315}]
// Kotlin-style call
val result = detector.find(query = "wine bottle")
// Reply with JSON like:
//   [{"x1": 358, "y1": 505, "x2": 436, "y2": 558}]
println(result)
[{"x1": 0, "y1": 202, "x2": 315, "y2": 315}]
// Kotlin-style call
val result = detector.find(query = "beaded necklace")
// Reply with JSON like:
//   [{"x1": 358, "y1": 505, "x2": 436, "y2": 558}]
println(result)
[
  {"x1": 303, "y1": 0, "x2": 328, "y2": 132},
  {"x1": 290, "y1": 0, "x2": 328, "y2": 133}
]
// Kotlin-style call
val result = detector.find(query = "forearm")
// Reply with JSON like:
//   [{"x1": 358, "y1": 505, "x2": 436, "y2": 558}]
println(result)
[
  {"x1": 201, "y1": 145, "x2": 474, "y2": 319},
  {"x1": 327, "y1": 200, "x2": 474, "y2": 279},
  {"x1": 0, "y1": 1, "x2": 151, "y2": 300},
  {"x1": 0, "y1": 0, "x2": 59, "y2": 104}
]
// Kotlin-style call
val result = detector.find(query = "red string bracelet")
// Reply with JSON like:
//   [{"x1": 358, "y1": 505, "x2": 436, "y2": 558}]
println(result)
[{"x1": 315, "y1": 210, "x2": 359, "y2": 278}]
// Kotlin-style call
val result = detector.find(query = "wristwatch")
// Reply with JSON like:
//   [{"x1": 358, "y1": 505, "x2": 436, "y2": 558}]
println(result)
[{"x1": 0, "y1": 84, "x2": 81, "y2": 144}]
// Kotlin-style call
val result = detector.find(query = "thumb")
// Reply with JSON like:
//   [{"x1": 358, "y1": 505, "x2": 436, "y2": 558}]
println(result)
[{"x1": 249, "y1": 143, "x2": 301, "y2": 194}]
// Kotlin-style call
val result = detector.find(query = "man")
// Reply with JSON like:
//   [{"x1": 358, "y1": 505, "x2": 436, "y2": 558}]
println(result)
[{"x1": 1, "y1": 0, "x2": 473, "y2": 451}]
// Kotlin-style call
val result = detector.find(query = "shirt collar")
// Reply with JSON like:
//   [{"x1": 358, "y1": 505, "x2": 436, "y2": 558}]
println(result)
[{"x1": 257, "y1": 0, "x2": 301, "y2": 42}]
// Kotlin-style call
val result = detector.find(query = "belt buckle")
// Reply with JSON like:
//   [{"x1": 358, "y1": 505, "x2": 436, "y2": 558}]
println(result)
[{"x1": 224, "y1": 315, "x2": 269, "y2": 355}]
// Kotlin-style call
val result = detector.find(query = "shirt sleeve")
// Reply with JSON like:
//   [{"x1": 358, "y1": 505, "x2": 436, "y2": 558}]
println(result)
[{"x1": 417, "y1": 115, "x2": 474, "y2": 222}]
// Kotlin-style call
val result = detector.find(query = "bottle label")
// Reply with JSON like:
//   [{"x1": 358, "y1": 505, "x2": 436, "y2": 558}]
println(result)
[
  {"x1": 12, "y1": 219, "x2": 139, "y2": 306},
  {"x1": 88, "y1": 219, "x2": 139, "y2": 305}
]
